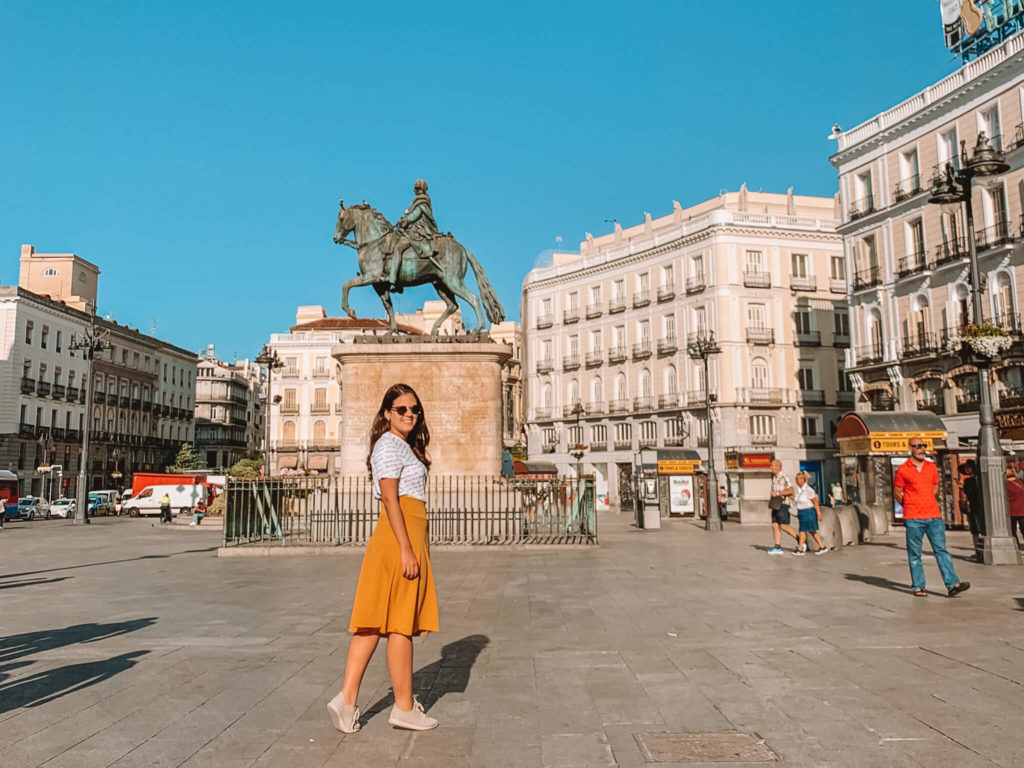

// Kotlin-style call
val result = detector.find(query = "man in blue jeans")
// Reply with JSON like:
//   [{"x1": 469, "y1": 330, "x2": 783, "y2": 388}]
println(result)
[{"x1": 893, "y1": 437, "x2": 971, "y2": 597}]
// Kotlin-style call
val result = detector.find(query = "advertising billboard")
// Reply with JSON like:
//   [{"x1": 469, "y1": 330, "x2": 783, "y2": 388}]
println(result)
[{"x1": 941, "y1": 0, "x2": 1024, "y2": 61}]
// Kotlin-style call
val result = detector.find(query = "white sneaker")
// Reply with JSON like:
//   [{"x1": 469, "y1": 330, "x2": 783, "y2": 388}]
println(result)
[
  {"x1": 327, "y1": 692, "x2": 360, "y2": 733},
  {"x1": 388, "y1": 698, "x2": 438, "y2": 730},
  {"x1": 189, "y1": 521, "x2": 197, "y2": 526},
  {"x1": 815, "y1": 547, "x2": 829, "y2": 555}
]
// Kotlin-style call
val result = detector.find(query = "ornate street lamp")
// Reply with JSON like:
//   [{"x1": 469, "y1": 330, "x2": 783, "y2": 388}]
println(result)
[
  {"x1": 928, "y1": 132, "x2": 1020, "y2": 565},
  {"x1": 687, "y1": 331, "x2": 722, "y2": 531},
  {"x1": 69, "y1": 324, "x2": 107, "y2": 525},
  {"x1": 568, "y1": 401, "x2": 587, "y2": 479},
  {"x1": 254, "y1": 345, "x2": 283, "y2": 477}
]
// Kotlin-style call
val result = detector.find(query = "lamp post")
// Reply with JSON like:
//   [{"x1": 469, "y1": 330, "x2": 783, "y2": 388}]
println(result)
[
  {"x1": 254, "y1": 345, "x2": 283, "y2": 476},
  {"x1": 68, "y1": 324, "x2": 107, "y2": 525},
  {"x1": 929, "y1": 132, "x2": 1021, "y2": 565},
  {"x1": 687, "y1": 331, "x2": 722, "y2": 531},
  {"x1": 568, "y1": 401, "x2": 586, "y2": 479}
]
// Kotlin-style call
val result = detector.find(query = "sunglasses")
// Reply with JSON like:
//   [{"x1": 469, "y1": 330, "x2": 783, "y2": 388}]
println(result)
[
  {"x1": 909, "y1": 443, "x2": 925, "y2": 449},
  {"x1": 391, "y1": 405, "x2": 422, "y2": 417}
]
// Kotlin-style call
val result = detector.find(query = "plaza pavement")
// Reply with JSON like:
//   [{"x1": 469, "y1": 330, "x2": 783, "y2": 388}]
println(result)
[{"x1": 0, "y1": 511, "x2": 1023, "y2": 768}]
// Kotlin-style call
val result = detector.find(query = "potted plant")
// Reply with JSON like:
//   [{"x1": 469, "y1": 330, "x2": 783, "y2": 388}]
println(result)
[{"x1": 945, "y1": 322, "x2": 1014, "y2": 363}]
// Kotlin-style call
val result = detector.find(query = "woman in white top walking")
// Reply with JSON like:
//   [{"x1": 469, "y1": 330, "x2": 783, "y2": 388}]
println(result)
[
  {"x1": 792, "y1": 471, "x2": 828, "y2": 555},
  {"x1": 327, "y1": 383, "x2": 440, "y2": 733}
]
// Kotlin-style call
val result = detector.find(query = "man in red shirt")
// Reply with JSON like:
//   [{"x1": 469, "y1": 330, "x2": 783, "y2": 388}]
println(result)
[{"x1": 894, "y1": 437, "x2": 970, "y2": 597}]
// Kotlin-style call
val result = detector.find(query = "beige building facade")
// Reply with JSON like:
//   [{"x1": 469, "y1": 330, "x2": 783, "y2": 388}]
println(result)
[
  {"x1": 522, "y1": 189, "x2": 845, "y2": 509},
  {"x1": 832, "y1": 32, "x2": 1024, "y2": 445},
  {"x1": 194, "y1": 346, "x2": 264, "y2": 470}
]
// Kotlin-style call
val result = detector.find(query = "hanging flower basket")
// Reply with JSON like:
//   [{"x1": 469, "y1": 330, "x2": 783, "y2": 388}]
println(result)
[{"x1": 944, "y1": 322, "x2": 1014, "y2": 363}]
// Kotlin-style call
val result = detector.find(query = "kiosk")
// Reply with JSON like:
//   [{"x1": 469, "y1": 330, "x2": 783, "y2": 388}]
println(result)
[
  {"x1": 835, "y1": 412, "x2": 954, "y2": 533},
  {"x1": 632, "y1": 449, "x2": 705, "y2": 529},
  {"x1": 723, "y1": 450, "x2": 774, "y2": 524}
]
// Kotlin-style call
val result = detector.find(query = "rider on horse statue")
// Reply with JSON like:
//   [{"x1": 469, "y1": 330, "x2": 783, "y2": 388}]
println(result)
[{"x1": 388, "y1": 179, "x2": 442, "y2": 290}]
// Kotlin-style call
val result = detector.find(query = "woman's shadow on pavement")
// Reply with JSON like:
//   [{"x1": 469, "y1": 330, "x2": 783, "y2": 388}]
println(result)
[
  {"x1": 844, "y1": 572, "x2": 913, "y2": 594},
  {"x1": 361, "y1": 634, "x2": 489, "y2": 724}
]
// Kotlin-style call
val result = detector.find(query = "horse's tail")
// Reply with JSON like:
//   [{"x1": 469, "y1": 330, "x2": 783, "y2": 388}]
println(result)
[{"x1": 465, "y1": 249, "x2": 505, "y2": 325}]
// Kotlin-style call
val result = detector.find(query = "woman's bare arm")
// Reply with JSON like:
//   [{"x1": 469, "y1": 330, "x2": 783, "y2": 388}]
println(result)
[{"x1": 380, "y1": 477, "x2": 419, "y2": 579}]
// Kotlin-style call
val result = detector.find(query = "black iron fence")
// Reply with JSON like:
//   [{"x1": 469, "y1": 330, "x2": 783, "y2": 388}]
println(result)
[{"x1": 223, "y1": 475, "x2": 597, "y2": 547}]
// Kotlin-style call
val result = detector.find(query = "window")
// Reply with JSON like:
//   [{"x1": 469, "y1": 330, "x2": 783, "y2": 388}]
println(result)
[
  {"x1": 639, "y1": 369, "x2": 652, "y2": 398},
  {"x1": 751, "y1": 358, "x2": 769, "y2": 388},
  {"x1": 938, "y1": 126, "x2": 959, "y2": 169},
  {"x1": 691, "y1": 253, "x2": 704, "y2": 278},
  {"x1": 749, "y1": 415, "x2": 776, "y2": 437},
  {"x1": 615, "y1": 422, "x2": 632, "y2": 443},
  {"x1": 790, "y1": 253, "x2": 809, "y2": 277},
  {"x1": 590, "y1": 376, "x2": 603, "y2": 404},
  {"x1": 41, "y1": 326, "x2": 49, "y2": 350},
  {"x1": 662, "y1": 264, "x2": 674, "y2": 287},
  {"x1": 615, "y1": 373, "x2": 627, "y2": 400},
  {"x1": 613, "y1": 279, "x2": 625, "y2": 301},
  {"x1": 567, "y1": 425, "x2": 583, "y2": 446},
  {"x1": 834, "y1": 311, "x2": 850, "y2": 337},
  {"x1": 860, "y1": 234, "x2": 879, "y2": 271},
  {"x1": 665, "y1": 418, "x2": 684, "y2": 439},
  {"x1": 978, "y1": 104, "x2": 1002, "y2": 150},
  {"x1": 78, "y1": 271, "x2": 87, "y2": 282},
  {"x1": 284, "y1": 389, "x2": 297, "y2": 409},
  {"x1": 854, "y1": 171, "x2": 873, "y2": 207},
  {"x1": 567, "y1": 379, "x2": 580, "y2": 405},
  {"x1": 637, "y1": 272, "x2": 649, "y2": 292},
  {"x1": 664, "y1": 314, "x2": 676, "y2": 339},
  {"x1": 591, "y1": 424, "x2": 607, "y2": 444},
  {"x1": 541, "y1": 297, "x2": 552, "y2": 315},
  {"x1": 983, "y1": 183, "x2": 1008, "y2": 228},
  {"x1": 640, "y1": 421, "x2": 657, "y2": 443},
  {"x1": 838, "y1": 368, "x2": 853, "y2": 392},
  {"x1": 542, "y1": 427, "x2": 556, "y2": 446},
  {"x1": 55, "y1": 331, "x2": 62, "y2": 353},
  {"x1": 25, "y1": 320, "x2": 33, "y2": 345},
  {"x1": 541, "y1": 339, "x2": 553, "y2": 364},
  {"x1": 590, "y1": 285, "x2": 601, "y2": 303},
  {"x1": 694, "y1": 308, "x2": 707, "y2": 334},
  {"x1": 797, "y1": 367, "x2": 815, "y2": 390},
  {"x1": 133, "y1": 352, "x2": 140, "y2": 369},
  {"x1": 747, "y1": 304, "x2": 766, "y2": 329},
  {"x1": 614, "y1": 326, "x2": 626, "y2": 349},
  {"x1": 283, "y1": 421, "x2": 296, "y2": 443},
  {"x1": 830, "y1": 255, "x2": 846, "y2": 280},
  {"x1": 590, "y1": 329, "x2": 602, "y2": 352},
  {"x1": 314, "y1": 388, "x2": 327, "y2": 410},
  {"x1": 42, "y1": 267, "x2": 59, "y2": 277},
  {"x1": 567, "y1": 291, "x2": 578, "y2": 310},
  {"x1": 638, "y1": 320, "x2": 650, "y2": 343},
  {"x1": 800, "y1": 417, "x2": 819, "y2": 437},
  {"x1": 744, "y1": 250, "x2": 764, "y2": 273},
  {"x1": 313, "y1": 420, "x2": 327, "y2": 443},
  {"x1": 795, "y1": 310, "x2": 812, "y2": 335},
  {"x1": 993, "y1": 272, "x2": 1015, "y2": 322},
  {"x1": 123, "y1": 350, "x2": 129, "y2": 366},
  {"x1": 285, "y1": 356, "x2": 298, "y2": 376},
  {"x1": 664, "y1": 364, "x2": 678, "y2": 394},
  {"x1": 898, "y1": 147, "x2": 920, "y2": 190}
]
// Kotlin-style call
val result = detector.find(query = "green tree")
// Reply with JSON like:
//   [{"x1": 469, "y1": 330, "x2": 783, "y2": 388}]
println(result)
[
  {"x1": 167, "y1": 443, "x2": 204, "y2": 473},
  {"x1": 227, "y1": 458, "x2": 263, "y2": 479}
]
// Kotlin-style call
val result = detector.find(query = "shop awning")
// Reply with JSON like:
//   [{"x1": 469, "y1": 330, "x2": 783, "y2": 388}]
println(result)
[
  {"x1": 859, "y1": 380, "x2": 893, "y2": 394},
  {"x1": 308, "y1": 455, "x2": 330, "y2": 471},
  {"x1": 277, "y1": 455, "x2": 298, "y2": 469},
  {"x1": 836, "y1": 411, "x2": 947, "y2": 454},
  {"x1": 513, "y1": 460, "x2": 558, "y2": 477},
  {"x1": 654, "y1": 449, "x2": 703, "y2": 475}
]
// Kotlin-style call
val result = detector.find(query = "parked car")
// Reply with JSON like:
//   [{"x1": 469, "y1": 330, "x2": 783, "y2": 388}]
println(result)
[
  {"x1": 16, "y1": 497, "x2": 51, "y2": 521},
  {"x1": 50, "y1": 498, "x2": 77, "y2": 518},
  {"x1": 124, "y1": 484, "x2": 208, "y2": 517},
  {"x1": 87, "y1": 493, "x2": 111, "y2": 516},
  {"x1": 92, "y1": 489, "x2": 121, "y2": 515}
]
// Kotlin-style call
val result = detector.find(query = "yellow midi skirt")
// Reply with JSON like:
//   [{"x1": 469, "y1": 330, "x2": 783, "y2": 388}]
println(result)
[{"x1": 348, "y1": 496, "x2": 439, "y2": 636}]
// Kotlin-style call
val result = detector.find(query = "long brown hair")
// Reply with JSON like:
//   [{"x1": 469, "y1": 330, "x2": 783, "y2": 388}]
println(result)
[{"x1": 366, "y1": 383, "x2": 431, "y2": 474}]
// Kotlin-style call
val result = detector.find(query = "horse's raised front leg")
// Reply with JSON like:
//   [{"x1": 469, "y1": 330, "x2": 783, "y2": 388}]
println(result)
[
  {"x1": 430, "y1": 282, "x2": 461, "y2": 336},
  {"x1": 341, "y1": 272, "x2": 377, "y2": 319},
  {"x1": 375, "y1": 284, "x2": 398, "y2": 335}
]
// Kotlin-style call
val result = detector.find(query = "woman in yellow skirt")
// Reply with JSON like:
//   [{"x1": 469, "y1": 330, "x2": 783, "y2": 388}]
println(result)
[{"x1": 327, "y1": 383, "x2": 439, "y2": 732}]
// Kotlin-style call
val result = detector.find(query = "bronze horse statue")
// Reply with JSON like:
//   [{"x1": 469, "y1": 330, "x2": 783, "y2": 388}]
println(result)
[{"x1": 333, "y1": 200, "x2": 504, "y2": 335}]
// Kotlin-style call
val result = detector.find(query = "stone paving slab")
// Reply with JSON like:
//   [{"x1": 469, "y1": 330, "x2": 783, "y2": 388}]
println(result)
[{"x1": 1, "y1": 512, "x2": 1023, "y2": 767}]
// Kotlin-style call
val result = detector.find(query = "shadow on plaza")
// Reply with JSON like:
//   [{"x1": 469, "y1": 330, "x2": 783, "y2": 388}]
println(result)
[
  {"x1": 0, "y1": 547, "x2": 217, "y2": 581},
  {"x1": 361, "y1": 634, "x2": 490, "y2": 724},
  {"x1": 843, "y1": 573, "x2": 912, "y2": 594},
  {"x1": 0, "y1": 618, "x2": 157, "y2": 666},
  {"x1": 0, "y1": 576, "x2": 71, "y2": 590},
  {"x1": 0, "y1": 650, "x2": 149, "y2": 713}
]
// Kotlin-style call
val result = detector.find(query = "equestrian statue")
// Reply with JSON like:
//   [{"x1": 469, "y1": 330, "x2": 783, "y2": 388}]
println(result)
[{"x1": 333, "y1": 180, "x2": 505, "y2": 336}]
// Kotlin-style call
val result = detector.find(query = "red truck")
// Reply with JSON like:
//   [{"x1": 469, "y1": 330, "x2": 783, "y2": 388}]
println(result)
[{"x1": 130, "y1": 472, "x2": 205, "y2": 498}]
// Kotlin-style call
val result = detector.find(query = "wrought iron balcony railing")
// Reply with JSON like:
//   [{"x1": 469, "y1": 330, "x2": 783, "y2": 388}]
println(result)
[
  {"x1": 790, "y1": 275, "x2": 816, "y2": 291},
  {"x1": 685, "y1": 274, "x2": 706, "y2": 294},
  {"x1": 657, "y1": 336, "x2": 678, "y2": 355},
  {"x1": 585, "y1": 303, "x2": 603, "y2": 319},
  {"x1": 608, "y1": 399, "x2": 629, "y2": 414},
  {"x1": 562, "y1": 355, "x2": 580, "y2": 371},
  {"x1": 657, "y1": 285, "x2": 675, "y2": 302},
  {"x1": 901, "y1": 333, "x2": 938, "y2": 358},
  {"x1": 795, "y1": 330, "x2": 821, "y2": 346},
  {"x1": 563, "y1": 308, "x2": 579, "y2": 324},
  {"x1": 897, "y1": 251, "x2": 930, "y2": 277},
  {"x1": 829, "y1": 278, "x2": 847, "y2": 294},
  {"x1": 587, "y1": 401, "x2": 605, "y2": 415},
  {"x1": 853, "y1": 266, "x2": 882, "y2": 290},
  {"x1": 855, "y1": 344, "x2": 886, "y2": 365},
  {"x1": 632, "y1": 342, "x2": 652, "y2": 359},
  {"x1": 833, "y1": 333, "x2": 850, "y2": 348},
  {"x1": 743, "y1": 271, "x2": 771, "y2": 288},
  {"x1": 848, "y1": 194, "x2": 875, "y2": 220},
  {"x1": 608, "y1": 347, "x2": 627, "y2": 364},
  {"x1": 657, "y1": 393, "x2": 680, "y2": 409},
  {"x1": 934, "y1": 237, "x2": 968, "y2": 266},
  {"x1": 1000, "y1": 387, "x2": 1024, "y2": 409},
  {"x1": 633, "y1": 396, "x2": 653, "y2": 411},
  {"x1": 957, "y1": 392, "x2": 980, "y2": 413},
  {"x1": 537, "y1": 358, "x2": 555, "y2": 373},
  {"x1": 892, "y1": 175, "x2": 923, "y2": 203},
  {"x1": 613, "y1": 439, "x2": 632, "y2": 450},
  {"x1": 632, "y1": 291, "x2": 651, "y2": 308},
  {"x1": 797, "y1": 389, "x2": 825, "y2": 405},
  {"x1": 585, "y1": 351, "x2": 604, "y2": 368},
  {"x1": 916, "y1": 398, "x2": 945, "y2": 415},
  {"x1": 609, "y1": 297, "x2": 626, "y2": 314},
  {"x1": 974, "y1": 219, "x2": 1013, "y2": 251},
  {"x1": 535, "y1": 314, "x2": 553, "y2": 329},
  {"x1": 746, "y1": 327, "x2": 775, "y2": 345}
]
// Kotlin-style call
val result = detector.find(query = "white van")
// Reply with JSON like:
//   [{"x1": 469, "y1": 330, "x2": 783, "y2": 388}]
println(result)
[
  {"x1": 124, "y1": 484, "x2": 207, "y2": 517},
  {"x1": 92, "y1": 489, "x2": 121, "y2": 516}
]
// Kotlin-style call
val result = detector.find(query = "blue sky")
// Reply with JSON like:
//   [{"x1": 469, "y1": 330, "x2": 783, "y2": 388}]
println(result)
[{"x1": 2, "y1": 1, "x2": 957, "y2": 359}]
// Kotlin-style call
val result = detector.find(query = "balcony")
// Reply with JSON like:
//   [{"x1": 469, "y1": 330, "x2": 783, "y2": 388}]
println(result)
[
  {"x1": 632, "y1": 342, "x2": 652, "y2": 360},
  {"x1": 585, "y1": 303, "x2": 603, "y2": 319},
  {"x1": 657, "y1": 336, "x2": 678, "y2": 355},
  {"x1": 697, "y1": 436, "x2": 708, "y2": 447},
  {"x1": 829, "y1": 278, "x2": 847, "y2": 294},
  {"x1": 957, "y1": 392, "x2": 980, "y2": 413},
  {"x1": 892, "y1": 175, "x2": 923, "y2": 203},
  {"x1": 52, "y1": 427, "x2": 66, "y2": 440},
  {"x1": 281, "y1": 367, "x2": 299, "y2": 378},
  {"x1": 853, "y1": 266, "x2": 882, "y2": 290},
  {"x1": 542, "y1": 441, "x2": 557, "y2": 454},
  {"x1": 562, "y1": 404, "x2": 586, "y2": 418},
  {"x1": 742, "y1": 387, "x2": 785, "y2": 404},
  {"x1": 633, "y1": 396, "x2": 653, "y2": 412},
  {"x1": 742, "y1": 270, "x2": 771, "y2": 288},
  {"x1": 94, "y1": 392, "x2": 106, "y2": 405},
  {"x1": 633, "y1": 291, "x2": 651, "y2": 308},
  {"x1": 585, "y1": 351, "x2": 604, "y2": 368},
  {"x1": 587, "y1": 401, "x2": 605, "y2": 415},
  {"x1": 1000, "y1": 387, "x2": 1024, "y2": 409},
  {"x1": 590, "y1": 441, "x2": 607, "y2": 452},
  {"x1": 67, "y1": 386, "x2": 79, "y2": 402},
  {"x1": 934, "y1": 237, "x2": 968, "y2": 266},
  {"x1": 609, "y1": 399, "x2": 629, "y2": 414},
  {"x1": 795, "y1": 330, "x2": 821, "y2": 347},
  {"x1": 312, "y1": 366, "x2": 331, "y2": 379},
  {"x1": 609, "y1": 297, "x2": 626, "y2": 314},
  {"x1": 797, "y1": 389, "x2": 826, "y2": 405},
  {"x1": 847, "y1": 194, "x2": 875, "y2": 221},
  {"x1": 916, "y1": 398, "x2": 945, "y2": 415},
  {"x1": 67, "y1": 429, "x2": 82, "y2": 442},
  {"x1": 974, "y1": 219, "x2": 1013, "y2": 251},
  {"x1": 790, "y1": 275, "x2": 816, "y2": 292},
  {"x1": 532, "y1": 407, "x2": 553, "y2": 421},
  {"x1": 751, "y1": 433, "x2": 777, "y2": 445},
  {"x1": 20, "y1": 376, "x2": 36, "y2": 394},
  {"x1": 53, "y1": 384, "x2": 66, "y2": 399},
  {"x1": 993, "y1": 312, "x2": 1023, "y2": 334},
  {"x1": 802, "y1": 433, "x2": 827, "y2": 447},
  {"x1": 901, "y1": 333, "x2": 938, "y2": 358},
  {"x1": 746, "y1": 327, "x2": 775, "y2": 345},
  {"x1": 658, "y1": 393, "x2": 680, "y2": 409},
  {"x1": 657, "y1": 285, "x2": 676, "y2": 302},
  {"x1": 537, "y1": 358, "x2": 555, "y2": 373},
  {"x1": 685, "y1": 274, "x2": 706, "y2": 294},
  {"x1": 142, "y1": 400, "x2": 152, "y2": 412},
  {"x1": 897, "y1": 251, "x2": 930, "y2": 278},
  {"x1": 78, "y1": 389, "x2": 85, "y2": 404},
  {"x1": 280, "y1": 403, "x2": 299, "y2": 415},
  {"x1": 613, "y1": 439, "x2": 633, "y2": 450},
  {"x1": 132, "y1": 397, "x2": 142, "y2": 410},
  {"x1": 664, "y1": 435, "x2": 687, "y2": 446},
  {"x1": 37, "y1": 381, "x2": 51, "y2": 397},
  {"x1": 872, "y1": 394, "x2": 897, "y2": 412},
  {"x1": 563, "y1": 308, "x2": 579, "y2": 325},
  {"x1": 562, "y1": 355, "x2": 581, "y2": 371},
  {"x1": 536, "y1": 314, "x2": 554, "y2": 329},
  {"x1": 19, "y1": 422, "x2": 34, "y2": 437},
  {"x1": 686, "y1": 390, "x2": 708, "y2": 405},
  {"x1": 836, "y1": 391, "x2": 856, "y2": 407},
  {"x1": 120, "y1": 395, "x2": 130, "y2": 408},
  {"x1": 638, "y1": 437, "x2": 657, "y2": 448},
  {"x1": 311, "y1": 403, "x2": 331, "y2": 414},
  {"x1": 833, "y1": 333, "x2": 850, "y2": 348},
  {"x1": 1008, "y1": 122, "x2": 1024, "y2": 152},
  {"x1": 608, "y1": 347, "x2": 627, "y2": 364},
  {"x1": 855, "y1": 344, "x2": 885, "y2": 365}
]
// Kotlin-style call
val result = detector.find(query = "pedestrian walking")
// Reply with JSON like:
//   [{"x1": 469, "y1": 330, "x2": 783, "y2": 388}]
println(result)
[
  {"x1": 792, "y1": 472, "x2": 828, "y2": 555},
  {"x1": 1005, "y1": 467, "x2": 1024, "y2": 549},
  {"x1": 767, "y1": 459, "x2": 799, "y2": 554},
  {"x1": 893, "y1": 437, "x2": 970, "y2": 597},
  {"x1": 327, "y1": 383, "x2": 439, "y2": 734},
  {"x1": 159, "y1": 492, "x2": 172, "y2": 524},
  {"x1": 961, "y1": 459, "x2": 984, "y2": 561}
]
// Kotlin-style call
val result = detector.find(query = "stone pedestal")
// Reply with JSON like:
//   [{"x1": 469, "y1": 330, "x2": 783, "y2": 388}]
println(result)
[{"x1": 332, "y1": 339, "x2": 512, "y2": 476}]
